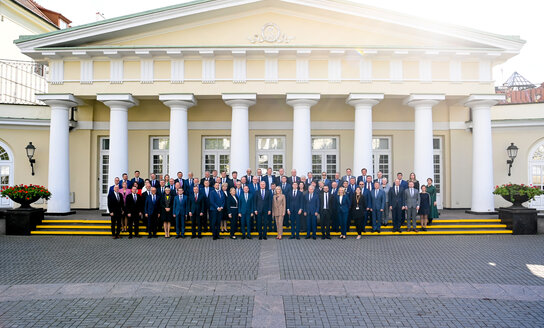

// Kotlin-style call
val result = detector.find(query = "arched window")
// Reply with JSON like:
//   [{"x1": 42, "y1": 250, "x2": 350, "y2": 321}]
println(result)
[
  {"x1": 528, "y1": 140, "x2": 544, "y2": 210},
  {"x1": 0, "y1": 141, "x2": 14, "y2": 208}
]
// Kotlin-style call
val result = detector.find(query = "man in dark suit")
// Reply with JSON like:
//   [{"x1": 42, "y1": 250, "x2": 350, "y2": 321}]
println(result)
[
  {"x1": 144, "y1": 187, "x2": 160, "y2": 238},
  {"x1": 306, "y1": 172, "x2": 316, "y2": 188},
  {"x1": 330, "y1": 181, "x2": 339, "y2": 232},
  {"x1": 209, "y1": 182, "x2": 225, "y2": 240},
  {"x1": 287, "y1": 169, "x2": 300, "y2": 185},
  {"x1": 249, "y1": 177, "x2": 260, "y2": 195},
  {"x1": 125, "y1": 185, "x2": 142, "y2": 238},
  {"x1": 342, "y1": 168, "x2": 354, "y2": 183},
  {"x1": 397, "y1": 172, "x2": 408, "y2": 190},
  {"x1": 174, "y1": 171, "x2": 184, "y2": 186},
  {"x1": 219, "y1": 171, "x2": 231, "y2": 187},
  {"x1": 277, "y1": 168, "x2": 286, "y2": 185},
  {"x1": 239, "y1": 185, "x2": 254, "y2": 239},
  {"x1": 346, "y1": 177, "x2": 357, "y2": 195},
  {"x1": 188, "y1": 185, "x2": 205, "y2": 239},
  {"x1": 244, "y1": 168, "x2": 254, "y2": 188},
  {"x1": 149, "y1": 173, "x2": 159, "y2": 189},
  {"x1": 287, "y1": 182, "x2": 303, "y2": 239},
  {"x1": 320, "y1": 172, "x2": 331, "y2": 189},
  {"x1": 304, "y1": 185, "x2": 320, "y2": 240},
  {"x1": 130, "y1": 171, "x2": 144, "y2": 190},
  {"x1": 357, "y1": 168, "x2": 369, "y2": 185},
  {"x1": 279, "y1": 176, "x2": 291, "y2": 196},
  {"x1": 200, "y1": 171, "x2": 214, "y2": 187},
  {"x1": 229, "y1": 171, "x2": 239, "y2": 190},
  {"x1": 253, "y1": 181, "x2": 272, "y2": 240},
  {"x1": 201, "y1": 180, "x2": 212, "y2": 232},
  {"x1": 370, "y1": 181, "x2": 386, "y2": 233},
  {"x1": 173, "y1": 187, "x2": 188, "y2": 238},
  {"x1": 119, "y1": 173, "x2": 132, "y2": 189},
  {"x1": 109, "y1": 177, "x2": 120, "y2": 195},
  {"x1": 373, "y1": 171, "x2": 384, "y2": 184},
  {"x1": 107, "y1": 185, "x2": 124, "y2": 239},
  {"x1": 263, "y1": 167, "x2": 276, "y2": 191},
  {"x1": 319, "y1": 185, "x2": 334, "y2": 239},
  {"x1": 389, "y1": 179, "x2": 405, "y2": 233}
]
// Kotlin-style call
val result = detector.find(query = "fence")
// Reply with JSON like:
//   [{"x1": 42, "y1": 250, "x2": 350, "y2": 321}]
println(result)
[{"x1": 0, "y1": 59, "x2": 48, "y2": 105}]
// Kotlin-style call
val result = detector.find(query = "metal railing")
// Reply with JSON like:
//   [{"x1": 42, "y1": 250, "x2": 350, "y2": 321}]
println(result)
[{"x1": 0, "y1": 59, "x2": 48, "y2": 105}]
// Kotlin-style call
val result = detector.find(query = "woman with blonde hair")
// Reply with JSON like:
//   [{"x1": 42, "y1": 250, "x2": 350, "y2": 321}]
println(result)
[{"x1": 272, "y1": 186, "x2": 286, "y2": 240}]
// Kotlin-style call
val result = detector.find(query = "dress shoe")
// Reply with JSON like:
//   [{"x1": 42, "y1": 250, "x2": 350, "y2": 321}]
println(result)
[
  {"x1": 176, "y1": 235, "x2": 181, "y2": 239},
  {"x1": 263, "y1": 236, "x2": 267, "y2": 240},
  {"x1": 321, "y1": 236, "x2": 326, "y2": 240},
  {"x1": 312, "y1": 236, "x2": 316, "y2": 240},
  {"x1": 305, "y1": 236, "x2": 311, "y2": 239},
  {"x1": 377, "y1": 231, "x2": 381, "y2": 233},
  {"x1": 296, "y1": 236, "x2": 300, "y2": 240},
  {"x1": 326, "y1": 236, "x2": 331, "y2": 239}
]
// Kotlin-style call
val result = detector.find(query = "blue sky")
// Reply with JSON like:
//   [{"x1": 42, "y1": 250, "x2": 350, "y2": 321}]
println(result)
[{"x1": 41, "y1": 0, "x2": 543, "y2": 85}]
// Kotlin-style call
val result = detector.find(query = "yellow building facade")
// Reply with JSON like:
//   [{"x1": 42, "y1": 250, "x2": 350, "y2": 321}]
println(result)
[{"x1": 4, "y1": 0, "x2": 542, "y2": 213}]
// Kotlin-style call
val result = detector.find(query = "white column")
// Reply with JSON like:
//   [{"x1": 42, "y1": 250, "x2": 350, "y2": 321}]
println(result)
[
  {"x1": 37, "y1": 94, "x2": 83, "y2": 213},
  {"x1": 404, "y1": 94, "x2": 445, "y2": 184},
  {"x1": 464, "y1": 94, "x2": 504, "y2": 212},
  {"x1": 223, "y1": 94, "x2": 256, "y2": 175},
  {"x1": 160, "y1": 94, "x2": 196, "y2": 176},
  {"x1": 347, "y1": 93, "x2": 384, "y2": 176},
  {"x1": 287, "y1": 94, "x2": 320, "y2": 176},
  {"x1": 97, "y1": 94, "x2": 138, "y2": 187}
]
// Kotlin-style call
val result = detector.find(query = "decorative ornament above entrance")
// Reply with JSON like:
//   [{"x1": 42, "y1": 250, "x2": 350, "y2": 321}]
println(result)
[{"x1": 248, "y1": 23, "x2": 295, "y2": 44}]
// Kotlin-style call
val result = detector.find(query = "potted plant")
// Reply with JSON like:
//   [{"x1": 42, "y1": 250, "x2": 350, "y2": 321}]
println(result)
[
  {"x1": 493, "y1": 184, "x2": 543, "y2": 207},
  {"x1": 1, "y1": 184, "x2": 50, "y2": 235}
]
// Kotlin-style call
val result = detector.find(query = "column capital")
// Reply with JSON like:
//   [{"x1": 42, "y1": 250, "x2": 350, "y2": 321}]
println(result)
[
  {"x1": 286, "y1": 93, "x2": 320, "y2": 107},
  {"x1": 97, "y1": 94, "x2": 139, "y2": 110},
  {"x1": 403, "y1": 94, "x2": 445, "y2": 108},
  {"x1": 36, "y1": 93, "x2": 84, "y2": 108},
  {"x1": 222, "y1": 93, "x2": 256, "y2": 107},
  {"x1": 159, "y1": 93, "x2": 197, "y2": 109},
  {"x1": 346, "y1": 93, "x2": 384, "y2": 107},
  {"x1": 463, "y1": 94, "x2": 504, "y2": 109}
]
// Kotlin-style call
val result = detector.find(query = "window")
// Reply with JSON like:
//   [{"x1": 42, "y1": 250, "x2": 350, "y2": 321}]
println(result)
[
  {"x1": 256, "y1": 136, "x2": 285, "y2": 175},
  {"x1": 311, "y1": 136, "x2": 339, "y2": 179},
  {"x1": 0, "y1": 142, "x2": 14, "y2": 208},
  {"x1": 98, "y1": 137, "x2": 110, "y2": 210},
  {"x1": 529, "y1": 140, "x2": 544, "y2": 210},
  {"x1": 372, "y1": 137, "x2": 391, "y2": 181},
  {"x1": 202, "y1": 137, "x2": 230, "y2": 175},
  {"x1": 433, "y1": 136, "x2": 443, "y2": 209},
  {"x1": 150, "y1": 137, "x2": 169, "y2": 179}
]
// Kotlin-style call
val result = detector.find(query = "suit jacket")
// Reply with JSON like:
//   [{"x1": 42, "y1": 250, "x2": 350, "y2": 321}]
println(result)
[
  {"x1": 287, "y1": 176, "x2": 300, "y2": 185},
  {"x1": 263, "y1": 175, "x2": 276, "y2": 190},
  {"x1": 346, "y1": 183, "x2": 357, "y2": 195},
  {"x1": 239, "y1": 192, "x2": 254, "y2": 215},
  {"x1": 342, "y1": 175, "x2": 355, "y2": 183},
  {"x1": 228, "y1": 178, "x2": 238, "y2": 190},
  {"x1": 130, "y1": 178, "x2": 144, "y2": 189},
  {"x1": 272, "y1": 194, "x2": 286, "y2": 217},
  {"x1": 350, "y1": 193, "x2": 367, "y2": 214},
  {"x1": 125, "y1": 192, "x2": 142, "y2": 216},
  {"x1": 201, "y1": 186, "x2": 212, "y2": 209},
  {"x1": 185, "y1": 179, "x2": 196, "y2": 194},
  {"x1": 118, "y1": 179, "x2": 132, "y2": 189},
  {"x1": 286, "y1": 189, "x2": 303, "y2": 213},
  {"x1": 188, "y1": 192, "x2": 206, "y2": 216},
  {"x1": 144, "y1": 194, "x2": 160, "y2": 216},
  {"x1": 362, "y1": 181, "x2": 374, "y2": 192},
  {"x1": 389, "y1": 186, "x2": 405, "y2": 208},
  {"x1": 200, "y1": 177, "x2": 214, "y2": 187},
  {"x1": 173, "y1": 194, "x2": 188, "y2": 218},
  {"x1": 107, "y1": 192, "x2": 124, "y2": 214},
  {"x1": 370, "y1": 189, "x2": 386, "y2": 211},
  {"x1": 209, "y1": 189, "x2": 225, "y2": 212},
  {"x1": 336, "y1": 194, "x2": 351, "y2": 215},
  {"x1": 305, "y1": 178, "x2": 316, "y2": 188},
  {"x1": 400, "y1": 180, "x2": 409, "y2": 190},
  {"x1": 403, "y1": 188, "x2": 420, "y2": 208},
  {"x1": 226, "y1": 194, "x2": 239, "y2": 216},
  {"x1": 304, "y1": 192, "x2": 320, "y2": 215},
  {"x1": 320, "y1": 178, "x2": 332, "y2": 189},
  {"x1": 319, "y1": 190, "x2": 335, "y2": 212},
  {"x1": 357, "y1": 175, "x2": 370, "y2": 185},
  {"x1": 279, "y1": 182, "x2": 292, "y2": 195},
  {"x1": 149, "y1": 179, "x2": 160, "y2": 189},
  {"x1": 253, "y1": 188, "x2": 272, "y2": 213},
  {"x1": 160, "y1": 194, "x2": 174, "y2": 218},
  {"x1": 249, "y1": 183, "x2": 260, "y2": 195},
  {"x1": 362, "y1": 188, "x2": 372, "y2": 209}
]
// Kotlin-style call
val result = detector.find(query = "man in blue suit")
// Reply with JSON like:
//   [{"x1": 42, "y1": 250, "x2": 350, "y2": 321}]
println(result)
[
  {"x1": 239, "y1": 185, "x2": 254, "y2": 239},
  {"x1": 119, "y1": 173, "x2": 132, "y2": 189},
  {"x1": 320, "y1": 172, "x2": 331, "y2": 189},
  {"x1": 144, "y1": 187, "x2": 160, "y2": 238},
  {"x1": 208, "y1": 182, "x2": 225, "y2": 240},
  {"x1": 370, "y1": 181, "x2": 386, "y2": 233},
  {"x1": 253, "y1": 181, "x2": 272, "y2": 240},
  {"x1": 304, "y1": 185, "x2": 320, "y2": 240},
  {"x1": 279, "y1": 176, "x2": 291, "y2": 195},
  {"x1": 249, "y1": 177, "x2": 260, "y2": 195},
  {"x1": 263, "y1": 167, "x2": 276, "y2": 191},
  {"x1": 188, "y1": 185, "x2": 206, "y2": 239},
  {"x1": 357, "y1": 168, "x2": 369, "y2": 185},
  {"x1": 397, "y1": 172, "x2": 408, "y2": 190},
  {"x1": 109, "y1": 177, "x2": 120, "y2": 195},
  {"x1": 130, "y1": 170, "x2": 144, "y2": 190},
  {"x1": 173, "y1": 187, "x2": 188, "y2": 238},
  {"x1": 389, "y1": 179, "x2": 405, "y2": 233},
  {"x1": 287, "y1": 182, "x2": 303, "y2": 239}
]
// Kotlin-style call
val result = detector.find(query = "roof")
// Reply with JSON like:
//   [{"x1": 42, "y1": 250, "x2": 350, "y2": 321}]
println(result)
[
  {"x1": 12, "y1": 0, "x2": 70, "y2": 28},
  {"x1": 13, "y1": 0, "x2": 525, "y2": 50}
]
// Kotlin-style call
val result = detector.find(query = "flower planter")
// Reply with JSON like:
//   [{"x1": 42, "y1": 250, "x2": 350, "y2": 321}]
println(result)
[
  {"x1": 501, "y1": 194, "x2": 530, "y2": 208},
  {"x1": 5, "y1": 208, "x2": 44, "y2": 235}
]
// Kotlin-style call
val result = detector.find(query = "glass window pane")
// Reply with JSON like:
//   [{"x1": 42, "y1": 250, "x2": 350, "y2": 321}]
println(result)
[
  {"x1": 153, "y1": 138, "x2": 159, "y2": 150},
  {"x1": 205, "y1": 138, "x2": 217, "y2": 150},
  {"x1": 372, "y1": 138, "x2": 389, "y2": 150},
  {"x1": 101, "y1": 138, "x2": 109, "y2": 151},
  {"x1": 433, "y1": 138, "x2": 440, "y2": 150},
  {"x1": 532, "y1": 145, "x2": 544, "y2": 161},
  {"x1": 312, "y1": 137, "x2": 336, "y2": 150}
]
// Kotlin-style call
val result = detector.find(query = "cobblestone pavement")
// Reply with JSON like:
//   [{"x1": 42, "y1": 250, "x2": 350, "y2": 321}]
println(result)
[{"x1": 0, "y1": 235, "x2": 543, "y2": 327}]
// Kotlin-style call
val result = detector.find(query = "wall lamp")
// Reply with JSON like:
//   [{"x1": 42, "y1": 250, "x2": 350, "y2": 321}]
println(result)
[
  {"x1": 25, "y1": 142, "x2": 36, "y2": 176},
  {"x1": 506, "y1": 142, "x2": 518, "y2": 176}
]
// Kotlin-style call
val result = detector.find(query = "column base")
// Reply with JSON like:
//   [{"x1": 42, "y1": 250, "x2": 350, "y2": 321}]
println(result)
[
  {"x1": 465, "y1": 210, "x2": 498, "y2": 215},
  {"x1": 45, "y1": 210, "x2": 76, "y2": 216},
  {"x1": 498, "y1": 207, "x2": 537, "y2": 235}
]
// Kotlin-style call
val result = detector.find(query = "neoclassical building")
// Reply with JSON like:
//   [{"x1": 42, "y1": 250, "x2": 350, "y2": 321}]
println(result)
[{"x1": 4, "y1": 0, "x2": 542, "y2": 214}]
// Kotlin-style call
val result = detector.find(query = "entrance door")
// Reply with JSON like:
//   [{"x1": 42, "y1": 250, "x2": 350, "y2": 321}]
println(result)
[
  {"x1": 529, "y1": 141, "x2": 544, "y2": 210},
  {"x1": 433, "y1": 137, "x2": 444, "y2": 209},
  {"x1": 0, "y1": 142, "x2": 14, "y2": 208},
  {"x1": 98, "y1": 137, "x2": 109, "y2": 210}
]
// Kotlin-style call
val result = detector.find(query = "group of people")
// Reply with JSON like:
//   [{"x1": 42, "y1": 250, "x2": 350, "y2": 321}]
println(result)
[{"x1": 107, "y1": 167, "x2": 439, "y2": 240}]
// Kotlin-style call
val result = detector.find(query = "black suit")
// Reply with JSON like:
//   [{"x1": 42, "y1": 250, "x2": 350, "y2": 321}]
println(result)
[
  {"x1": 319, "y1": 191, "x2": 335, "y2": 238},
  {"x1": 188, "y1": 192, "x2": 206, "y2": 237},
  {"x1": 389, "y1": 186, "x2": 405, "y2": 232},
  {"x1": 107, "y1": 192, "x2": 124, "y2": 237},
  {"x1": 253, "y1": 189, "x2": 272, "y2": 238},
  {"x1": 125, "y1": 193, "x2": 141, "y2": 236},
  {"x1": 200, "y1": 177, "x2": 214, "y2": 187}
]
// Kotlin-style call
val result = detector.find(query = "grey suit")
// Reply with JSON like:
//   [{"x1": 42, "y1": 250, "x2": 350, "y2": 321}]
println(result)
[{"x1": 403, "y1": 188, "x2": 420, "y2": 230}]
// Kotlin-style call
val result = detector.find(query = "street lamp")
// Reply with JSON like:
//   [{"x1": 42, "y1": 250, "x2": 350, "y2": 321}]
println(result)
[
  {"x1": 25, "y1": 142, "x2": 36, "y2": 176},
  {"x1": 506, "y1": 142, "x2": 518, "y2": 176}
]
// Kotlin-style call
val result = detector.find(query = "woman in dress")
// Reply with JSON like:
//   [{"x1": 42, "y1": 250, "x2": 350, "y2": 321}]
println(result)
[
  {"x1": 272, "y1": 186, "x2": 286, "y2": 240},
  {"x1": 160, "y1": 187, "x2": 174, "y2": 238},
  {"x1": 336, "y1": 187, "x2": 351, "y2": 239},
  {"x1": 350, "y1": 187, "x2": 367, "y2": 239},
  {"x1": 221, "y1": 183, "x2": 229, "y2": 232},
  {"x1": 426, "y1": 178, "x2": 439, "y2": 225},
  {"x1": 227, "y1": 187, "x2": 239, "y2": 239},
  {"x1": 408, "y1": 172, "x2": 420, "y2": 191},
  {"x1": 119, "y1": 181, "x2": 131, "y2": 232},
  {"x1": 418, "y1": 185, "x2": 431, "y2": 231},
  {"x1": 298, "y1": 182, "x2": 306, "y2": 232}
]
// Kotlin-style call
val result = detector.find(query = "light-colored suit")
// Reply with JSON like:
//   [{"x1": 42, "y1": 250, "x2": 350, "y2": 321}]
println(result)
[{"x1": 403, "y1": 188, "x2": 420, "y2": 229}]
